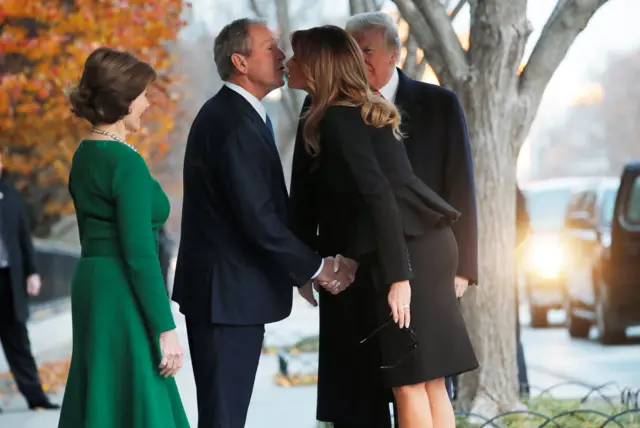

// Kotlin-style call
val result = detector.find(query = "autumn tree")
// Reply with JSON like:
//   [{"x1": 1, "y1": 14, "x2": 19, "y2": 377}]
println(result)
[
  {"x1": 0, "y1": 0, "x2": 187, "y2": 236},
  {"x1": 348, "y1": 0, "x2": 611, "y2": 416}
]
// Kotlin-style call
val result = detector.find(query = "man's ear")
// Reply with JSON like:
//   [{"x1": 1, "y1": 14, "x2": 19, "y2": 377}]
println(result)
[
  {"x1": 231, "y1": 53, "x2": 248, "y2": 75},
  {"x1": 390, "y1": 48, "x2": 399, "y2": 65}
]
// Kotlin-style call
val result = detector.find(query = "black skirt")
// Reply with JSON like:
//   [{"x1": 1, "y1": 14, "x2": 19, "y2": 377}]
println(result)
[
  {"x1": 371, "y1": 226, "x2": 479, "y2": 387},
  {"x1": 316, "y1": 227, "x2": 479, "y2": 425}
]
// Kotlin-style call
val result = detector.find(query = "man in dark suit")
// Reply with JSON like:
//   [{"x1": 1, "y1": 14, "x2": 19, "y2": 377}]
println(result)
[
  {"x1": 0, "y1": 153, "x2": 59, "y2": 412},
  {"x1": 157, "y1": 225, "x2": 174, "y2": 295},
  {"x1": 346, "y1": 11, "x2": 478, "y2": 404},
  {"x1": 290, "y1": 11, "x2": 478, "y2": 426},
  {"x1": 172, "y1": 18, "x2": 351, "y2": 428}
]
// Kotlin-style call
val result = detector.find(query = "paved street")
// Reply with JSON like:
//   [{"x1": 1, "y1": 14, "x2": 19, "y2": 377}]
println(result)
[
  {"x1": 1, "y1": 298, "x2": 638, "y2": 427},
  {"x1": 520, "y1": 309, "x2": 640, "y2": 398}
]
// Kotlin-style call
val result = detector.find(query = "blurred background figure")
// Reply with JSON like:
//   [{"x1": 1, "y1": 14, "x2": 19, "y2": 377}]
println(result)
[
  {"x1": 516, "y1": 184, "x2": 531, "y2": 397},
  {"x1": 157, "y1": 225, "x2": 175, "y2": 295},
  {"x1": 0, "y1": 152, "x2": 59, "y2": 412}
]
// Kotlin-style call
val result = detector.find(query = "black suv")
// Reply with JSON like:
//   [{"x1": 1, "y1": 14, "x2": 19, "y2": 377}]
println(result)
[
  {"x1": 520, "y1": 178, "x2": 604, "y2": 327},
  {"x1": 563, "y1": 165, "x2": 640, "y2": 344}
]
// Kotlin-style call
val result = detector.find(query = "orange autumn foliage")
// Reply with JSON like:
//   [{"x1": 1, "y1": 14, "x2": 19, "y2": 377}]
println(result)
[{"x1": 0, "y1": 0, "x2": 188, "y2": 222}]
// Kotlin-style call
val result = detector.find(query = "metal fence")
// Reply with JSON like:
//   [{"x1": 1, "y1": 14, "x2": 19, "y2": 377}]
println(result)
[
  {"x1": 272, "y1": 342, "x2": 640, "y2": 427},
  {"x1": 454, "y1": 382, "x2": 640, "y2": 427}
]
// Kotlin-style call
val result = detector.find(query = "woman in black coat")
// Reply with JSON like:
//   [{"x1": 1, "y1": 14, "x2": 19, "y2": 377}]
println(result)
[{"x1": 286, "y1": 25, "x2": 478, "y2": 428}]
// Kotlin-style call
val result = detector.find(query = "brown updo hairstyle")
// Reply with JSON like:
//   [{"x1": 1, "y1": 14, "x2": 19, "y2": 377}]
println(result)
[{"x1": 69, "y1": 47, "x2": 157, "y2": 125}]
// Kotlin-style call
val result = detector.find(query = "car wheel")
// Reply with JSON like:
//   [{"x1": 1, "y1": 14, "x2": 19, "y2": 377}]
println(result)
[
  {"x1": 565, "y1": 301, "x2": 590, "y2": 338},
  {"x1": 530, "y1": 305, "x2": 548, "y2": 328},
  {"x1": 596, "y1": 284, "x2": 626, "y2": 345}
]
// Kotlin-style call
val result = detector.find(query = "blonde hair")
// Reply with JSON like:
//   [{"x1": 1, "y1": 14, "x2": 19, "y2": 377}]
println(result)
[{"x1": 291, "y1": 25, "x2": 402, "y2": 155}]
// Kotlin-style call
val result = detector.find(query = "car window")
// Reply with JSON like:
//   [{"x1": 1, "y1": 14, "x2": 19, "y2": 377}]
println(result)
[
  {"x1": 601, "y1": 188, "x2": 617, "y2": 226},
  {"x1": 625, "y1": 176, "x2": 640, "y2": 224},
  {"x1": 526, "y1": 187, "x2": 575, "y2": 230},
  {"x1": 583, "y1": 191, "x2": 597, "y2": 217},
  {"x1": 566, "y1": 192, "x2": 586, "y2": 214}
]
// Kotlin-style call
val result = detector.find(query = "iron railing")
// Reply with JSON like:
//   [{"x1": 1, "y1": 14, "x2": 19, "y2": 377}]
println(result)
[{"x1": 272, "y1": 342, "x2": 640, "y2": 427}]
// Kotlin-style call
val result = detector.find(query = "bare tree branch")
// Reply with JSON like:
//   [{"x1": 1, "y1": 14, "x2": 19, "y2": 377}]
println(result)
[
  {"x1": 275, "y1": 0, "x2": 292, "y2": 54},
  {"x1": 350, "y1": 0, "x2": 366, "y2": 14},
  {"x1": 402, "y1": 33, "x2": 421, "y2": 78},
  {"x1": 274, "y1": 0, "x2": 302, "y2": 120},
  {"x1": 519, "y1": 0, "x2": 610, "y2": 100},
  {"x1": 393, "y1": 0, "x2": 455, "y2": 86},
  {"x1": 449, "y1": 0, "x2": 467, "y2": 20},
  {"x1": 291, "y1": 0, "x2": 324, "y2": 23},
  {"x1": 412, "y1": 0, "x2": 469, "y2": 82},
  {"x1": 248, "y1": 0, "x2": 266, "y2": 18}
]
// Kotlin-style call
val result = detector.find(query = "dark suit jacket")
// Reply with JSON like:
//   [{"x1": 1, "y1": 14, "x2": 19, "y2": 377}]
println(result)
[
  {"x1": 0, "y1": 178, "x2": 38, "y2": 323},
  {"x1": 292, "y1": 105, "x2": 460, "y2": 284},
  {"x1": 393, "y1": 70, "x2": 478, "y2": 283},
  {"x1": 172, "y1": 86, "x2": 322, "y2": 325},
  {"x1": 157, "y1": 225, "x2": 173, "y2": 292}
]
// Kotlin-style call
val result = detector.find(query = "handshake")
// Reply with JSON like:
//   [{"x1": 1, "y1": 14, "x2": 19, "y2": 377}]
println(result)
[{"x1": 299, "y1": 254, "x2": 359, "y2": 307}]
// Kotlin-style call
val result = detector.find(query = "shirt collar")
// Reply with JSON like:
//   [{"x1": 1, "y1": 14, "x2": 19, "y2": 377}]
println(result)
[
  {"x1": 378, "y1": 68, "x2": 400, "y2": 102},
  {"x1": 224, "y1": 82, "x2": 267, "y2": 123}
]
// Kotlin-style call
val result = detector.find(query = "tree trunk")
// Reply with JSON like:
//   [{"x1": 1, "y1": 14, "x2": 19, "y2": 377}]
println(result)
[
  {"x1": 456, "y1": 95, "x2": 521, "y2": 414},
  {"x1": 349, "y1": 0, "x2": 367, "y2": 14},
  {"x1": 393, "y1": 0, "x2": 609, "y2": 419},
  {"x1": 447, "y1": 0, "x2": 531, "y2": 415}
]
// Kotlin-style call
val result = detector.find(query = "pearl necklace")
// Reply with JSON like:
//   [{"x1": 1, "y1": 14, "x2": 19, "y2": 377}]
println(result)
[{"x1": 90, "y1": 128, "x2": 138, "y2": 153}]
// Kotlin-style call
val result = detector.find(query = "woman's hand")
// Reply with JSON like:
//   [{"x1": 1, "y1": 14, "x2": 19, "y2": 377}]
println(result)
[
  {"x1": 388, "y1": 280, "x2": 411, "y2": 329},
  {"x1": 158, "y1": 329, "x2": 184, "y2": 377}
]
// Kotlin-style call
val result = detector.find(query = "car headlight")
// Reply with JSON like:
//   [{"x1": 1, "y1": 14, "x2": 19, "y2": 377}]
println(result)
[{"x1": 527, "y1": 235, "x2": 563, "y2": 279}]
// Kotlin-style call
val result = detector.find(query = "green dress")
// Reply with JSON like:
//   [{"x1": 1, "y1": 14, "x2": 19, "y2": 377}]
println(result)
[{"x1": 58, "y1": 140, "x2": 190, "y2": 428}]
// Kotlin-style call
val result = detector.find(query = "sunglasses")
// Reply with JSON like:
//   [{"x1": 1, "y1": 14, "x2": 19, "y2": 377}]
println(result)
[{"x1": 360, "y1": 313, "x2": 419, "y2": 370}]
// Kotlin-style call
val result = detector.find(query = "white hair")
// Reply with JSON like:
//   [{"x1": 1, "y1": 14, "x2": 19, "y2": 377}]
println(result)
[{"x1": 345, "y1": 12, "x2": 401, "y2": 55}]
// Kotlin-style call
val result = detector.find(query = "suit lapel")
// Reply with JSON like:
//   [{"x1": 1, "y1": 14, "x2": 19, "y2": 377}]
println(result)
[
  {"x1": 222, "y1": 86, "x2": 277, "y2": 150},
  {"x1": 394, "y1": 69, "x2": 418, "y2": 143},
  {"x1": 221, "y1": 87, "x2": 288, "y2": 194},
  {"x1": 395, "y1": 69, "x2": 417, "y2": 119}
]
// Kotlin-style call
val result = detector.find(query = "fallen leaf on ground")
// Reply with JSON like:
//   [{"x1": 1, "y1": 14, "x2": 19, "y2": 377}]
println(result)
[{"x1": 0, "y1": 358, "x2": 71, "y2": 394}]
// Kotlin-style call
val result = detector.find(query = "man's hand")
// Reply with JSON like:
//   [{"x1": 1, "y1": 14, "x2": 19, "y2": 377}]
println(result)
[
  {"x1": 315, "y1": 256, "x2": 356, "y2": 295},
  {"x1": 298, "y1": 281, "x2": 318, "y2": 307},
  {"x1": 26, "y1": 274, "x2": 42, "y2": 297},
  {"x1": 455, "y1": 276, "x2": 469, "y2": 297},
  {"x1": 332, "y1": 254, "x2": 358, "y2": 284}
]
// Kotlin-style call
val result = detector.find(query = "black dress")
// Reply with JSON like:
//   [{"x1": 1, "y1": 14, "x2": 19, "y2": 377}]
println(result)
[{"x1": 291, "y1": 104, "x2": 478, "y2": 425}]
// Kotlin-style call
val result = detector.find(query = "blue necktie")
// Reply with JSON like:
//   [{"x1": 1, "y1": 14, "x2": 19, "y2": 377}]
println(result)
[{"x1": 266, "y1": 115, "x2": 275, "y2": 142}]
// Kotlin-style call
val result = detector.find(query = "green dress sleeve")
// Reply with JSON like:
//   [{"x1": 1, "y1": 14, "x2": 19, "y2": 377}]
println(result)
[{"x1": 113, "y1": 149, "x2": 176, "y2": 337}]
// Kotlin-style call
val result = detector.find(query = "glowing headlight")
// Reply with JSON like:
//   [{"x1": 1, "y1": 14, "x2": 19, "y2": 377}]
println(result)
[{"x1": 528, "y1": 235, "x2": 563, "y2": 279}]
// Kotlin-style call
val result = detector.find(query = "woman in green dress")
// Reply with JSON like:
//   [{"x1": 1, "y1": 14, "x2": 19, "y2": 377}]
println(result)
[{"x1": 58, "y1": 47, "x2": 190, "y2": 428}]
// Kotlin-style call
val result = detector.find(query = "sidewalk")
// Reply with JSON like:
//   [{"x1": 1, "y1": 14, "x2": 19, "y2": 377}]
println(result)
[
  {"x1": 0, "y1": 294, "x2": 322, "y2": 428},
  {"x1": 2, "y1": 295, "x2": 611, "y2": 427}
]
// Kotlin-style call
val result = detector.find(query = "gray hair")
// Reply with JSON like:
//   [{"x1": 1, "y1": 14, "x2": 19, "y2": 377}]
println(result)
[
  {"x1": 345, "y1": 12, "x2": 401, "y2": 56},
  {"x1": 214, "y1": 18, "x2": 266, "y2": 81}
]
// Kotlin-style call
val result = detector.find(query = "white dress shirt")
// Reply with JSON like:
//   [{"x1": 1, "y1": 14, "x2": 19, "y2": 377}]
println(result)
[
  {"x1": 224, "y1": 82, "x2": 324, "y2": 280},
  {"x1": 224, "y1": 82, "x2": 268, "y2": 123},
  {"x1": 378, "y1": 68, "x2": 400, "y2": 102}
]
